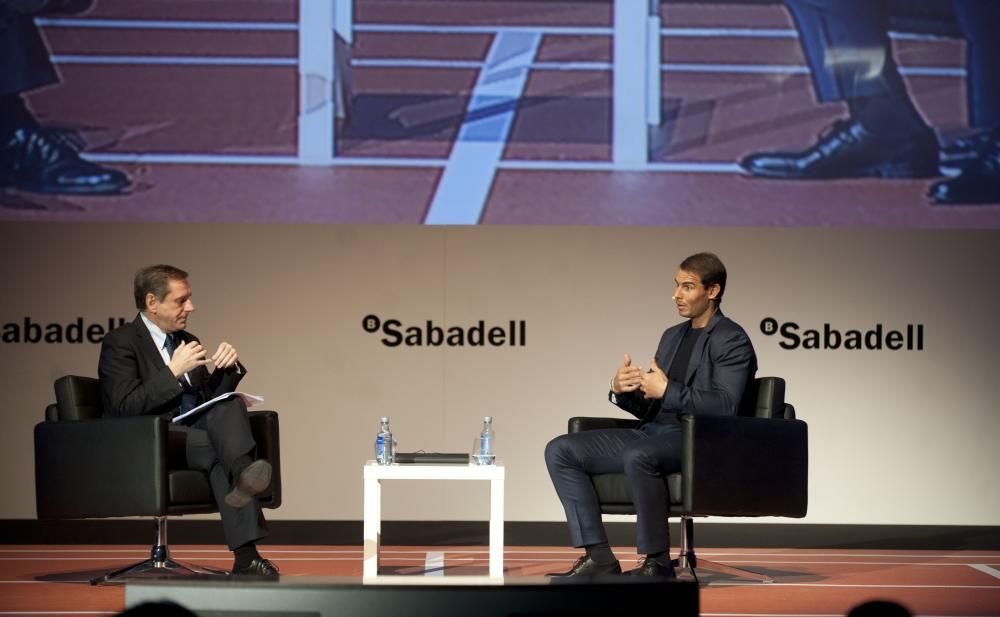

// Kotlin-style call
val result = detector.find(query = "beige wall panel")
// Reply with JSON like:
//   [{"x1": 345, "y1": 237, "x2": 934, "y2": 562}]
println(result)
[{"x1": 2, "y1": 224, "x2": 998, "y2": 526}]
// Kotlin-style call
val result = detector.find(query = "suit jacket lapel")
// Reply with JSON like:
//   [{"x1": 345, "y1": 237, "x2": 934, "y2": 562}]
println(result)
[{"x1": 131, "y1": 314, "x2": 166, "y2": 370}]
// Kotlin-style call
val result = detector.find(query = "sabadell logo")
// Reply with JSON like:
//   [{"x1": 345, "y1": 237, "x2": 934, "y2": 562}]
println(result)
[
  {"x1": 760, "y1": 318, "x2": 924, "y2": 351},
  {"x1": 362, "y1": 314, "x2": 526, "y2": 348}
]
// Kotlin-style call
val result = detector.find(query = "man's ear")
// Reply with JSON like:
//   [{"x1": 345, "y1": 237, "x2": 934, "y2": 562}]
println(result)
[
  {"x1": 707, "y1": 283, "x2": 721, "y2": 300},
  {"x1": 145, "y1": 292, "x2": 158, "y2": 313}
]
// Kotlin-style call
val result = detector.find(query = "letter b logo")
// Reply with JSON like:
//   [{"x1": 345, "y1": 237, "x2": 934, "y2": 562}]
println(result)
[
  {"x1": 362, "y1": 315, "x2": 381, "y2": 333},
  {"x1": 760, "y1": 317, "x2": 778, "y2": 336}
]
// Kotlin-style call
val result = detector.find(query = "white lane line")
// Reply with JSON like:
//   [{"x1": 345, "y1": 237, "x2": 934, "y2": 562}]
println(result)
[
  {"x1": 497, "y1": 160, "x2": 743, "y2": 173},
  {"x1": 36, "y1": 17, "x2": 297, "y2": 30},
  {"x1": 83, "y1": 153, "x2": 446, "y2": 168},
  {"x1": 354, "y1": 58, "x2": 484, "y2": 69},
  {"x1": 970, "y1": 564, "x2": 1000, "y2": 580},
  {"x1": 49, "y1": 54, "x2": 967, "y2": 78},
  {"x1": 424, "y1": 551, "x2": 445, "y2": 576},
  {"x1": 36, "y1": 18, "x2": 947, "y2": 42},
  {"x1": 423, "y1": 30, "x2": 542, "y2": 224},
  {"x1": 50, "y1": 54, "x2": 295, "y2": 66},
  {"x1": 360, "y1": 59, "x2": 965, "y2": 78}
]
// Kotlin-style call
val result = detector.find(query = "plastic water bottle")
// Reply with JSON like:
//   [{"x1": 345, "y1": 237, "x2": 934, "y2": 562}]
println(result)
[
  {"x1": 475, "y1": 416, "x2": 496, "y2": 465},
  {"x1": 375, "y1": 416, "x2": 394, "y2": 465}
]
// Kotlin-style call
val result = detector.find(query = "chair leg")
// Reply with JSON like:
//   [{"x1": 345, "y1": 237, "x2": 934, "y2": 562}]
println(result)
[
  {"x1": 675, "y1": 516, "x2": 773, "y2": 584},
  {"x1": 90, "y1": 517, "x2": 230, "y2": 585}
]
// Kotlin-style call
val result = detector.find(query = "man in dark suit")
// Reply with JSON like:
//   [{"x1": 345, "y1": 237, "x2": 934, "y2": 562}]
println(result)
[
  {"x1": 1, "y1": 0, "x2": 131, "y2": 194},
  {"x1": 98, "y1": 264, "x2": 277, "y2": 577},
  {"x1": 544, "y1": 253, "x2": 757, "y2": 577},
  {"x1": 739, "y1": 0, "x2": 999, "y2": 205}
]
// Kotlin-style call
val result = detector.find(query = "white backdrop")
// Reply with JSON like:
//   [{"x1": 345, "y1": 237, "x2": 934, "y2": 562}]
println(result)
[{"x1": 2, "y1": 223, "x2": 998, "y2": 526}]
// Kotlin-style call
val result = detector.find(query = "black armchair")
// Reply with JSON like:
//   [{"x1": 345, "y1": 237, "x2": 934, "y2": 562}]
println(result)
[
  {"x1": 33, "y1": 375, "x2": 282, "y2": 585},
  {"x1": 569, "y1": 376, "x2": 807, "y2": 583}
]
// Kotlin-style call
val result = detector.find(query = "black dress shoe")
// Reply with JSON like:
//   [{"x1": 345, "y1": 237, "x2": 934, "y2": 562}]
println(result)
[
  {"x1": 231, "y1": 557, "x2": 279, "y2": 578},
  {"x1": 224, "y1": 459, "x2": 272, "y2": 508},
  {"x1": 928, "y1": 137, "x2": 1000, "y2": 205},
  {"x1": 550, "y1": 555, "x2": 622, "y2": 576},
  {"x1": 627, "y1": 556, "x2": 677, "y2": 578},
  {"x1": 739, "y1": 119, "x2": 939, "y2": 180},
  {"x1": 939, "y1": 130, "x2": 998, "y2": 173},
  {"x1": 0, "y1": 127, "x2": 130, "y2": 195}
]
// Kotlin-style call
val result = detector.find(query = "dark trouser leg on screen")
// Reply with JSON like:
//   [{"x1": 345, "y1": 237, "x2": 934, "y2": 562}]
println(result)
[
  {"x1": 928, "y1": 1, "x2": 1000, "y2": 204},
  {"x1": 0, "y1": 8, "x2": 59, "y2": 98},
  {"x1": 782, "y1": 0, "x2": 903, "y2": 102},
  {"x1": 783, "y1": 0, "x2": 926, "y2": 132},
  {"x1": 952, "y1": 0, "x2": 1000, "y2": 129},
  {"x1": 738, "y1": 0, "x2": 937, "y2": 179},
  {"x1": 544, "y1": 428, "x2": 645, "y2": 548}
]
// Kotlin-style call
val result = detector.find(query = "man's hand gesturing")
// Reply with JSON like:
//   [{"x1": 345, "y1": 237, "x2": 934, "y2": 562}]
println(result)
[
  {"x1": 210, "y1": 342, "x2": 239, "y2": 371},
  {"x1": 611, "y1": 354, "x2": 644, "y2": 394},
  {"x1": 640, "y1": 358, "x2": 668, "y2": 399},
  {"x1": 169, "y1": 340, "x2": 209, "y2": 378}
]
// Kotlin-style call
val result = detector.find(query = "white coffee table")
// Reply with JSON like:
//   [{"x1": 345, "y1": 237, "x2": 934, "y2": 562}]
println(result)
[{"x1": 363, "y1": 461, "x2": 505, "y2": 577}]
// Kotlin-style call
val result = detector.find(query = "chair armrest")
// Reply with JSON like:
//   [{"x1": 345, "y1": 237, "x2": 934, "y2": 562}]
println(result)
[
  {"x1": 34, "y1": 415, "x2": 169, "y2": 519},
  {"x1": 568, "y1": 417, "x2": 640, "y2": 433},
  {"x1": 680, "y1": 414, "x2": 808, "y2": 518},
  {"x1": 248, "y1": 410, "x2": 281, "y2": 509}
]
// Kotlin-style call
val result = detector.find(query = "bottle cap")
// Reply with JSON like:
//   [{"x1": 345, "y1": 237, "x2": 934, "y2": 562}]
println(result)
[
  {"x1": 484, "y1": 416, "x2": 493, "y2": 422},
  {"x1": 380, "y1": 416, "x2": 389, "y2": 422}
]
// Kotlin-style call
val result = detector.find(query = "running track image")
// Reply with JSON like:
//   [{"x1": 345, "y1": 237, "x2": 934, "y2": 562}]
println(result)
[{"x1": 2, "y1": 0, "x2": 998, "y2": 226}]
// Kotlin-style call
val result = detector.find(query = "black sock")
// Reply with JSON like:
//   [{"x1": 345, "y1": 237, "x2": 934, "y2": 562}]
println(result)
[
  {"x1": 585, "y1": 542, "x2": 616, "y2": 565},
  {"x1": 850, "y1": 93, "x2": 927, "y2": 138},
  {"x1": 0, "y1": 94, "x2": 37, "y2": 140},
  {"x1": 233, "y1": 542, "x2": 261, "y2": 568}
]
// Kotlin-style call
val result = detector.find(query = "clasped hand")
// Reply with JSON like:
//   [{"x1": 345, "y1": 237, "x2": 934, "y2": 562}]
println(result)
[
  {"x1": 169, "y1": 341, "x2": 239, "y2": 378},
  {"x1": 611, "y1": 354, "x2": 667, "y2": 399}
]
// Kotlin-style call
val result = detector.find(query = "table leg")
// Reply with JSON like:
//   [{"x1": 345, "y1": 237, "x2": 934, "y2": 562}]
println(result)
[
  {"x1": 363, "y1": 476, "x2": 381, "y2": 576},
  {"x1": 489, "y1": 475, "x2": 504, "y2": 577}
]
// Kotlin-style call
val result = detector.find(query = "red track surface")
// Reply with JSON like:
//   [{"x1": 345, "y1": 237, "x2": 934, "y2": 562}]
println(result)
[{"x1": 2, "y1": 545, "x2": 999, "y2": 615}]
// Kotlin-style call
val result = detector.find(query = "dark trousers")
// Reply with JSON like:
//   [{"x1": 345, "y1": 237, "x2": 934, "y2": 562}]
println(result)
[
  {"x1": 544, "y1": 426, "x2": 682, "y2": 555},
  {"x1": 785, "y1": 0, "x2": 1000, "y2": 127},
  {"x1": 0, "y1": 6, "x2": 58, "y2": 97},
  {"x1": 0, "y1": 6, "x2": 57, "y2": 137},
  {"x1": 168, "y1": 397, "x2": 267, "y2": 550}
]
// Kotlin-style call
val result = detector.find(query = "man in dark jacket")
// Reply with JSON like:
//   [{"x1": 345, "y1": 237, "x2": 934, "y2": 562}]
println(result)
[
  {"x1": 545, "y1": 253, "x2": 757, "y2": 577},
  {"x1": 99, "y1": 264, "x2": 277, "y2": 577}
]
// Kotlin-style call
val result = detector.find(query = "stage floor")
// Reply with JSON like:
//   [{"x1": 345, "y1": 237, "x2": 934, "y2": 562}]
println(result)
[{"x1": 1, "y1": 544, "x2": 998, "y2": 615}]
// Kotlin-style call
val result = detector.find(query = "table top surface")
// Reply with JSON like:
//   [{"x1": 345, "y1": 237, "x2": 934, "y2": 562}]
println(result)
[{"x1": 364, "y1": 460, "x2": 505, "y2": 479}]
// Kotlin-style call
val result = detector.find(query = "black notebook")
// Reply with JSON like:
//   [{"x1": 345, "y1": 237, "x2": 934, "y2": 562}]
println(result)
[{"x1": 395, "y1": 452, "x2": 469, "y2": 464}]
